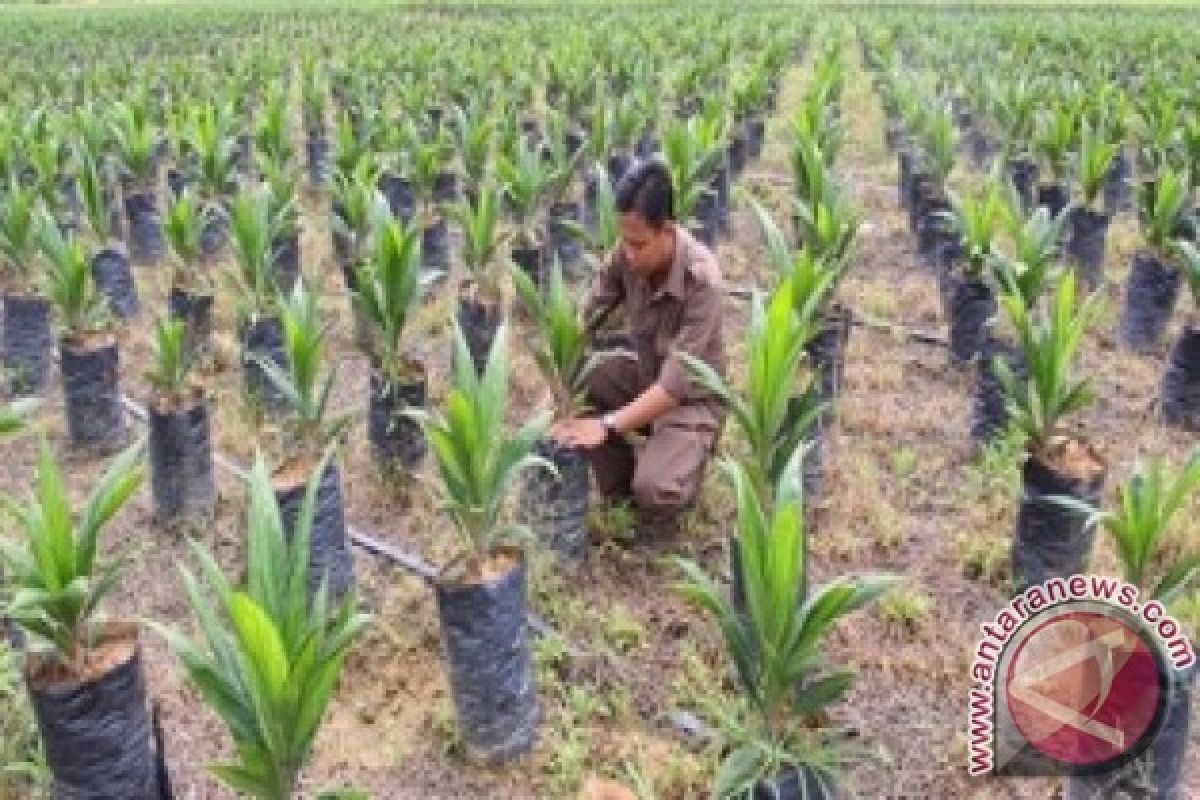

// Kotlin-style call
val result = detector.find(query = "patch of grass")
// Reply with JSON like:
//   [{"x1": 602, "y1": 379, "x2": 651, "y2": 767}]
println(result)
[
  {"x1": 587, "y1": 499, "x2": 637, "y2": 544},
  {"x1": 957, "y1": 532, "x2": 1011, "y2": 586},
  {"x1": 878, "y1": 587, "x2": 933, "y2": 635},
  {"x1": 531, "y1": 551, "x2": 590, "y2": 633},
  {"x1": 603, "y1": 604, "x2": 646, "y2": 655},
  {"x1": 543, "y1": 685, "x2": 599, "y2": 797},
  {"x1": 603, "y1": 684, "x2": 635, "y2": 727},
  {"x1": 533, "y1": 634, "x2": 569, "y2": 679},
  {"x1": 669, "y1": 643, "x2": 731, "y2": 713},
  {"x1": 430, "y1": 695, "x2": 460, "y2": 758},
  {"x1": 960, "y1": 426, "x2": 1024, "y2": 506},
  {"x1": 0, "y1": 640, "x2": 46, "y2": 798},
  {"x1": 891, "y1": 445, "x2": 918, "y2": 482}
]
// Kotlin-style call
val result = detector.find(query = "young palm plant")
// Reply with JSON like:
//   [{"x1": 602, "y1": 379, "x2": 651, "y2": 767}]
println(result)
[
  {"x1": 997, "y1": 271, "x2": 1106, "y2": 590},
  {"x1": 145, "y1": 316, "x2": 214, "y2": 524},
  {"x1": 0, "y1": 439, "x2": 159, "y2": 797},
  {"x1": 789, "y1": 182, "x2": 861, "y2": 269},
  {"x1": 450, "y1": 183, "x2": 509, "y2": 374},
  {"x1": 39, "y1": 215, "x2": 128, "y2": 453},
  {"x1": 159, "y1": 450, "x2": 370, "y2": 800},
  {"x1": 992, "y1": 203, "x2": 1063, "y2": 310},
  {"x1": 0, "y1": 178, "x2": 53, "y2": 395},
  {"x1": 408, "y1": 320, "x2": 548, "y2": 761},
  {"x1": 512, "y1": 256, "x2": 594, "y2": 563},
  {"x1": 257, "y1": 280, "x2": 355, "y2": 602},
  {"x1": 263, "y1": 157, "x2": 304, "y2": 295},
  {"x1": 1160, "y1": 241, "x2": 1200, "y2": 430},
  {"x1": 163, "y1": 189, "x2": 216, "y2": 362},
  {"x1": 1121, "y1": 164, "x2": 1191, "y2": 352},
  {"x1": 78, "y1": 144, "x2": 138, "y2": 320},
  {"x1": 353, "y1": 219, "x2": 433, "y2": 473},
  {"x1": 1066, "y1": 119, "x2": 1118, "y2": 289},
  {"x1": 940, "y1": 173, "x2": 1009, "y2": 362},
  {"x1": 683, "y1": 281, "x2": 822, "y2": 505},
  {"x1": 226, "y1": 184, "x2": 289, "y2": 410},
  {"x1": 498, "y1": 135, "x2": 552, "y2": 284},
  {"x1": 663, "y1": 116, "x2": 720, "y2": 243},
  {"x1": 672, "y1": 449, "x2": 898, "y2": 797},
  {"x1": 111, "y1": 101, "x2": 164, "y2": 265}
]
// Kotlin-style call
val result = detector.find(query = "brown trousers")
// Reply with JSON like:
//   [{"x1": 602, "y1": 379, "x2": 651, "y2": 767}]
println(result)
[{"x1": 584, "y1": 353, "x2": 721, "y2": 512}]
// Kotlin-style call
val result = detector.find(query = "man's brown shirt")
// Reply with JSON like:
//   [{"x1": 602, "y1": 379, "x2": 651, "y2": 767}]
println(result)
[{"x1": 582, "y1": 226, "x2": 727, "y2": 425}]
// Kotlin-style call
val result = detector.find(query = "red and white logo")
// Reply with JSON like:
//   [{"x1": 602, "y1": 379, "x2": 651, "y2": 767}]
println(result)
[{"x1": 1004, "y1": 609, "x2": 1164, "y2": 769}]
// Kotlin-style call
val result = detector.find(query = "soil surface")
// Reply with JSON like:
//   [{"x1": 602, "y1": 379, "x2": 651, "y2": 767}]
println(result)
[{"x1": 1, "y1": 47, "x2": 1197, "y2": 800}]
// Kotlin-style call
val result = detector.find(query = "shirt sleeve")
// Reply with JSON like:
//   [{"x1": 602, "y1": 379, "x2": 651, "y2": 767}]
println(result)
[
  {"x1": 658, "y1": 279, "x2": 723, "y2": 402},
  {"x1": 583, "y1": 249, "x2": 625, "y2": 334}
]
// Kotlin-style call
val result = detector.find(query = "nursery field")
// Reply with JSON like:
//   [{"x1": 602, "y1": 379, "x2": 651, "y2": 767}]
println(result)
[{"x1": 0, "y1": 3, "x2": 1198, "y2": 799}]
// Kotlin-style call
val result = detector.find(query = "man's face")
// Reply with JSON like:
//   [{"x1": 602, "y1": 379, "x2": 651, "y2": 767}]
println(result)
[{"x1": 618, "y1": 212, "x2": 673, "y2": 277}]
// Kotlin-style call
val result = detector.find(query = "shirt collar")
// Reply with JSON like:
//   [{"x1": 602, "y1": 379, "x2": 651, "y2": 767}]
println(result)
[{"x1": 654, "y1": 225, "x2": 688, "y2": 301}]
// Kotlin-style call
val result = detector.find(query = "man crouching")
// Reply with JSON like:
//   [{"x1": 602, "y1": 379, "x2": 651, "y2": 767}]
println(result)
[{"x1": 552, "y1": 158, "x2": 727, "y2": 540}]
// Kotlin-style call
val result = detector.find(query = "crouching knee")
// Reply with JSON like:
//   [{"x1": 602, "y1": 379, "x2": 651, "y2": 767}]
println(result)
[{"x1": 630, "y1": 473, "x2": 696, "y2": 513}]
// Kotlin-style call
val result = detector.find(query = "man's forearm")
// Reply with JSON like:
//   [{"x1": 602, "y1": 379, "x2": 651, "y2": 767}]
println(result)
[{"x1": 610, "y1": 383, "x2": 679, "y2": 433}]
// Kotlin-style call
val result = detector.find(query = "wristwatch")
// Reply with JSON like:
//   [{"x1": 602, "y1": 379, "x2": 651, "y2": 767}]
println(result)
[{"x1": 602, "y1": 412, "x2": 620, "y2": 436}]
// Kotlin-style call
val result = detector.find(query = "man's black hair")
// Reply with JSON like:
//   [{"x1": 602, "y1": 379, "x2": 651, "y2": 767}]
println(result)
[{"x1": 615, "y1": 158, "x2": 675, "y2": 228}]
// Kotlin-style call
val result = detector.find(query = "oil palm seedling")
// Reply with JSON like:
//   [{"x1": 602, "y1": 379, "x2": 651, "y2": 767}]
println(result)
[
  {"x1": 256, "y1": 280, "x2": 355, "y2": 602},
  {"x1": 748, "y1": 196, "x2": 848, "y2": 414},
  {"x1": 498, "y1": 134, "x2": 553, "y2": 286},
  {"x1": 1100, "y1": 87, "x2": 1135, "y2": 214},
  {"x1": 1066, "y1": 119, "x2": 1119, "y2": 289},
  {"x1": 188, "y1": 100, "x2": 239, "y2": 263},
  {"x1": 77, "y1": 143, "x2": 138, "y2": 320},
  {"x1": 994, "y1": 77, "x2": 1039, "y2": 210},
  {"x1": 1160, "y1": 241, "x2": 1200, "y2": 430},
  {"x1": 1121, "y1": 164, "x2": 1191, "y2": 352},
  {"x1": 450, "y1": 182, "x2": 509, "y2": 374},
  {"x1": 38, "y1": 215, "x2": 127, "y2": 454},
  {"x1": 163, "y1": 189, "x2": 216, "y2": 363},
  {"x1": 262, "y1": 157, "x2": 303, "y2": 295},
  {"x1": 145, "y1": 315, "x2": 214, "y2": 525},
  {"x1": 1054, "y1": 448, "x2": 1200, "y2": 800},
  {"x1": 995, "y1": 271, "x2": 1105, "y2": 591},
  {"x1": 353, "y1": 218, "x2": 433, "y2": 474},
  {"x1": 0, "y1": 178, "x2": 52, "y2": 395},
  {"x1": 408, "y1": 125, "x2": 455, "y2": 275},
  {"x1": 24, "y1": 118, "x2": 71, "y2": 234},
  {"x1": 303, "y1": 66, "x2": 332, "y2": 187},
  {"x1": 0, "y1": 439, "x2": 157, "y2": 797},
  {"x1": 672, "y1": 449, "x2": 899, "y2": 799},
  {"x1": 682, "y1": 283, "x2": 821, "y2": 507},
  {"x1": 940, "y1": 173, "x2": 1008, "y2": 362},
  {"x1": 408, "y1": 321, "x2": 550, "y2": 763},
  {"x1": 111, "y1": 100, "x2": 164, "y2": 264},
  {"x1": 1032, "y1": 103, "x2": 1078, "y2": 217},
  {"x1": 663, "y1": 116, "x2": 721, "y2": 248},
  {"x1": 992, "y1": 203, "x2": 1064, "y2": 310},
  {"x1": 789, "y1": 182, "x2": 861, "y2": 271},
  {"x1": 540, "y1": 116, "x2": 587, "y2": 275},
  {"x1": 158, "y1": 450, "x2": 370, "y2": 800},
  {"x1": 974, "y1": 199, "x2": 1063, "y2": 446},
  {"x1": 254, "y1": 84, "x2": 294, "y2": 173},
  {"x1": 454, "y1": 100, "x2": 496, "y2": 190},
  {"x1": 910, "y1": 102, "x2": 958, "y2": 264},
  {"x1": 330, "y1": 157, "x2": 388, "y2": 284},
  {"x1": 512, "y1": 256, "x2": 594, "y2": 564},
  {"x1": 227, "y1": 184, "x2": 288, "y2": 411}
]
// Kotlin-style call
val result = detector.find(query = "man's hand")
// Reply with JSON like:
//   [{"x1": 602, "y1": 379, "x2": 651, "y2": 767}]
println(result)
[{"x1": 551, "y1": 417, "x2": 609, "y2": 449}]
